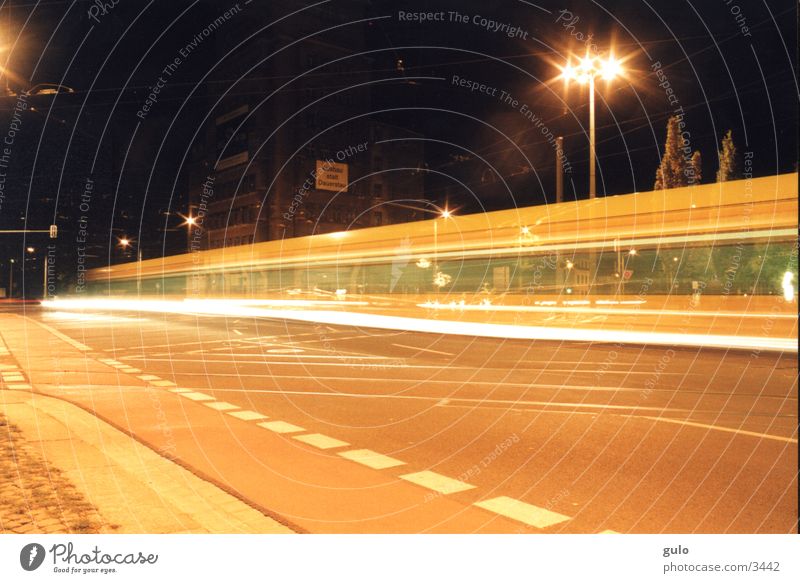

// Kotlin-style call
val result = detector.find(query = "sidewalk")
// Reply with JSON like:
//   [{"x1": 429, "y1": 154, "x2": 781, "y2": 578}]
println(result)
[{"x1": 0, "y1": 319, "x2": 294, "y2": 534}]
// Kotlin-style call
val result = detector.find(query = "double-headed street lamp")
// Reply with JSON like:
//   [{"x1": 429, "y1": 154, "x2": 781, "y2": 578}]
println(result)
[{"x1": 560, "y1": 54, "x2": 623, "y2": 199}]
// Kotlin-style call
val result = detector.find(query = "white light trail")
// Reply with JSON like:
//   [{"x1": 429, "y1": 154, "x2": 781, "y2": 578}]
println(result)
[{"x1": 41, "y1": 298, "x2": 797, "y2": 353}]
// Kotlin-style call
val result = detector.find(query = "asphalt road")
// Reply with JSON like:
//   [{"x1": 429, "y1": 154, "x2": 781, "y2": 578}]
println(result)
[{"x1": 5, "y1": 305, "x2": 797, "y2": 533}]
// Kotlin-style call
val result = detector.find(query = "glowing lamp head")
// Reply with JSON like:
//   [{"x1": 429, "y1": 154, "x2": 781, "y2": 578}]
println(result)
[
  {"x1": 185, "y1": 216, "x2": 197, "y2": 227},
  {"x1": 561, "y1": 64, "x2": 577, "y2": 81},
  {"x1": 119, "y1": 238, "x2": 130, "y2": 248},
  {"x1": 440, "y1": 209, "x2": 452, "y2": 219},
  {"x1": 600, "y1": 57, "x2": 622, "y2": 80}
]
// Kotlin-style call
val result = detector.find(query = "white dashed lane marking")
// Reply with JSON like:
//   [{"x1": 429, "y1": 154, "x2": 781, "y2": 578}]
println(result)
[
  {"x1": 474, "y1": 496, "x2": 570, "y2": 529},
  {"x1": 338, "y1": 449, "x2": 405, "y2": 469},
  {"x1": 257, "y1": 421, "x2": 305, "y2": 434},
  {"x1": 151, "y1": 380, "x2": 176, "y2": 387},
  {"x1": 179, "y1": 392, "x2": 215, "y2": 402},
  {"x1": 118, "y1": 367, "x2": 141, "y2": 373},
  {"x1": 204, "y1": 401, "x2": 239, "y2": 411},
  {"x1": 293, "y1": 433, "x2": 349, "y2": 450},
  {"x1": 399, "y1": 471, "x2": 476, "y2": 494},
  {"x1": 168, "y1": 388, "x2": 191, "y2": 393},
  {"x1": 7, "y1": 384, "x2": 32, "y2": 390},
  {"x1": 227, "y1": 410, "x2": 268, "y2": 421},
  {"x1": 137, "y1": 375, "x2": 160, "y2": 381}
]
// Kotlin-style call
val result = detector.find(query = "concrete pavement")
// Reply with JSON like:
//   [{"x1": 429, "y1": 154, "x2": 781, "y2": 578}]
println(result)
[{"x1": 0, "y1": 314, "x2": 294, "y2": 534}]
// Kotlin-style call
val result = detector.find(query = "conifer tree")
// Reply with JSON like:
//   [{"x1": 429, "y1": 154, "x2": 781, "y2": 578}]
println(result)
[
  {"x1": 654, "y1": 115, "x2": 702, "y2": 190},
  {"x1": 716, "y1": 130, "x2": 738, "y2": 182}
]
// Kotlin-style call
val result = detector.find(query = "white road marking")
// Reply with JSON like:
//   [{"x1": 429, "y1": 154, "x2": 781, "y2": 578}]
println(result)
[
  {"x1": 257, "y1": 421, "x2": 305, "y2": 434},
  {"x1": 3, "y1": 376, "x2": 25, "y2": 382},
  {"x1": 180, "y1": 391, "x2": 215, "y2": 402},
  {"x1": 293, "y1": 433, "x2": 350, "y2": 450},
  {"x1": 338, "y1": 449, "x2": 405, "y2": 469},
  {"x1": 392, "y1": 343, "x2": 454, "y2": 356},
  {"x1": 0, "y1": 365, "x2": 18, "y2": 371},
  {"x1": 7, "y1": 384, "x2": 32, "y2": 390},
  {"x1": 399, "y1": 471, "x2": 476, "y2": 494},
  {"x1": 137, "y1": 375, "x2": 161, "y2": 381},
  {"x1": 227, "y1": 410, "x2": 268, "y2": 421},
  {"x1": 204, "y1": 401, "x2": 239, "y2": 411},
  {"x1": 233, "y1": 329, "x2": 243, "y2": 336},
  {"x1": 641, "y1": 415, "x2": 799, "y2": 444},
  {"x1": 600, "y1": 530, "x2": 620, "y2": 534},
  {"x1": 151, "y1": 380, "x2": 176, "y2": 387},
  {"x1": 168, "y1": 388, "x2": 191, "y2": 393},
  {"x1": 474, "y1": 496, "x2": 570, "y2": 529},
  {"x1": 118, "y1": 367, "x2": 141, "y2": 373},
  {"x1": 27, "y1": 319, "x2": 91, "y2": 351}
]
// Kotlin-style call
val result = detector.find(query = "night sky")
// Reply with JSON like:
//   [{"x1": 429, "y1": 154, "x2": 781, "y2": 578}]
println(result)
[{"x1": 0, "y1": 0, "x2": 797, "y2": 292}]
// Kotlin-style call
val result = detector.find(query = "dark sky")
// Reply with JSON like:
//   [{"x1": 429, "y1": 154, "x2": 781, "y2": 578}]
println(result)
[{"x1": 0, "y1": 0, "x2": 797, "y2": 289}]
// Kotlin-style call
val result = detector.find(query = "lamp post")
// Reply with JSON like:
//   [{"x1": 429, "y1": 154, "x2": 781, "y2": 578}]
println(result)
[
  {"x1": 119, "y1": 237, "x2": 142, "y2": 295},
  {"x1": 560, "y1": 54, "x2": 623, "y2": 199},
  {"x1": 8, "y1": 258, "x2": 14, "y2": 298}
]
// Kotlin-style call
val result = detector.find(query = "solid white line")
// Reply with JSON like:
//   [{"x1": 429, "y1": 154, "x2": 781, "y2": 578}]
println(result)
[
  {"x1": 399, "y1": 470, "x2": 476, "y2": 494},
  {"x1": 474, "y1": 496, "x2": 570, "y2": 529},
  {"x1": 27, "y1": 319, "x2": 92, "y2": 351},
  {"x1": 227, "y1": 410, "x2": 268, "y2": 421},
  {"x1": 104, "y1": 357, "x2": 695, "y2": 376},
  {"x1": 293, "y1": 433, "x2": 350, "y2": 450},
  {"x1": 391, "y1": 343, "x2": 454, "y2": 356},
  {"x1": 124, "y1": 354, "x2": 389, "y2": 361},
  {"x1": 338, "y1": 449, "x2": 405, "y2": 469},
  {"x1": 257, "y1": 421, "x2": 305, "y2": 434},
  {"x1": 640, "y1": 416, "x2": 799, "y2": 444}
]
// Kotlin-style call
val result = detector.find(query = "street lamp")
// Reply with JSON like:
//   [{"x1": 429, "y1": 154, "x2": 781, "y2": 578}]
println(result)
[
  {"x1": 119, "y1": 236, "x2": 143, "y2": 295},
  {"x1": 560, "y1": 53, "x2": 624, "y2": 198},
  {"x1": 432, "y1": 207, "x2": 454, "y2": 289},
  {"x1": 8, "y1": 258, "x2": 14, "y2": 298},
  {"x1": 179, "y1": 212, "x2": 198, "y2": 252}
]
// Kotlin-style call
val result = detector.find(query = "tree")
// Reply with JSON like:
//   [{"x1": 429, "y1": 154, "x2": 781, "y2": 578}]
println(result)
[
  {"x1": 716, "y1": 130, "x2": 738, "y2": 182},
  {"x1": 688, "y1": 150, "x2": 702, "y2": 185},
  {"x1": 654, "y1": 115, "x2": 702, "y2": 190}
]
